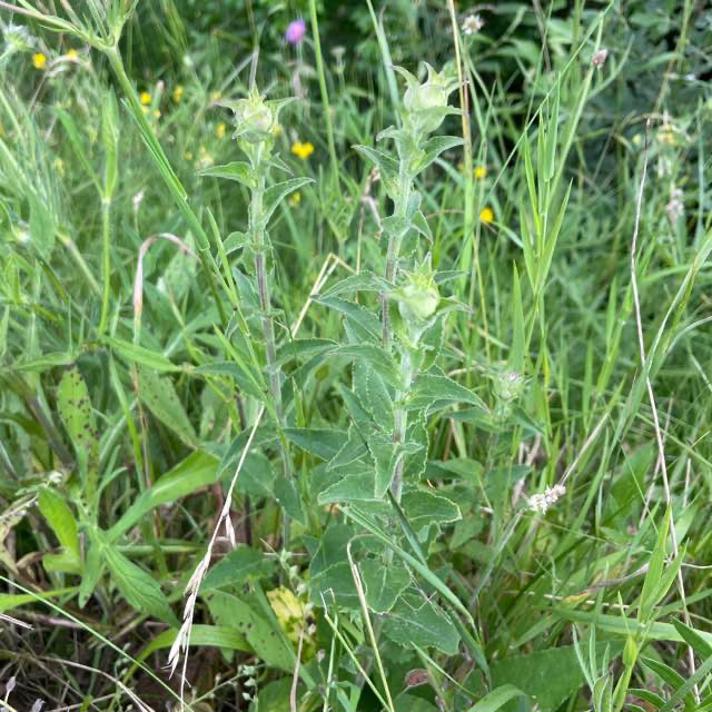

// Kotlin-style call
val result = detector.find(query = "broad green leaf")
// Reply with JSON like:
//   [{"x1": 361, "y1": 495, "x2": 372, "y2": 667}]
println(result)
[
  {"x1": 353, "y1": 145, "x2": 398, "y2": 196},
  {"x1": 316, "y1": 296, "x2": 381, "y2": 343},
  {"x1": 284, "y1": 428, "x2": 347, "y2": 460},
  {"x1": 0, "y1": 587, "x2": 77, "y2": 614},
  {"x1": 413, "y1": 135, "x2": 464, "y2": 173},
  {"x1": 201, "y1": 546, "x2": 276, "y2": 592},
  {"x1": 318, "y1": 468, "x2": 380, "y2": 504},
  {"x1": 237, "y1": 451, "x2": 276, "y2": 498},
  {"x1": 482, "y1": 645, "x2": 593, "y2": 712},
  {"x1": 196, "y1": 361, "x2": 265, "y2": 401},
  {"x1": 353, "y1": 361, "x2": 393, "y2": 431},
  {"x1": 263, "y1": 177, "x2": 313, "y2": 225},
  {"x1": 78, "y1": 532, "x2": 104, "y2": 608},
  {"x1": 468, "y1": 685, "x2": 527, "y2": 712},
  {"x1": 639, "y1": 508, "x2": 671, "y2": 623},
  {"x1": 410, "y1": 370, "x2": 486, "y2": 411},
  {"x1": 136, "y1": 625, "x2": 250, "y2": 666},
  {"x1": 29, "y1": 191, "x2": 55, "y2": 257},
  {"x1": 361, "y1": 558, "x2": 410, "y2": 613},
  {"x1": 109, "y1": 450, "x2": 219, "y2": 541},
  {"x1": 326, "y1": 425, "x2": 369, "y2": 471},
  {"x1": 106, "y1": 337, "x2": 180, "y2": 373},
  {"x1": 56, "y1": 366, "x2": 99, "y2": 478},
  {"x1": 273, "y1": 474, "x2": 305, "y2": 523},
  {"x1": 672, "y1": 619, "x2": 712, "y2": 658},
  {"x1": 103, "y1": 542, "x2": 178, "y2": 625},
  {"x1": 137, "y1": 367, "x2": 198, "y2": 447},
  {"x1": 199, "y1": 161, "x2": 256, "y2": 189},
  {"x1": 402, "y1": 489, "x2": 461, "y2": 538},
  {"x1": 207, "y1": 592, "x2": 293, "y2": 671},
  {"x1": 38, "y1": 488, "x2": 81, "y2": 573},
  {"x1": 382, "y1": 594, "x2": 460, "y2": 655}
]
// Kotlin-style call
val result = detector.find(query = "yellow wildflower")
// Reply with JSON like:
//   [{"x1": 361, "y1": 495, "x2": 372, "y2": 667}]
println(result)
[
  {"x1": 474, "y1": 165, "x2": 487, "y2": 180},
  {"x1": 32, "y1": 52, "x2": 47, "y2": 70},
  {"x1": 291, "y1": 140, "x2": 314, "y2": 160},
  {"x1": 480, "y1": 206, "x2": 494, "y2": 224},
  {"x1": 215, "y1": 122, "x2": 226, "y2": 139},
  {"x1": 209, "y1": 90, "x2": 222, "y2": 103},
  {"x1": 657, "y1": 128, "x2": 676, "y2": 146},
  {"x1": 267, "y1": 587, "x2": 307, "y2": 645},
  {"x1": 288, "y1": 191, "x2": 301, "y2": 207},
  {"x1": 65, "y1": 48, "x2": 78, "y2": 60},
  {"x1": 139, "y1": 91, "x2": 152, "y2": 106},
  {"x1": 172, "y1": 84, "x2": 184, "y2": 103}
]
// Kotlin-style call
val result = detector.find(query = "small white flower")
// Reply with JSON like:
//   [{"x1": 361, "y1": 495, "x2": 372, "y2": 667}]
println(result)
[
  {"x1": 666, "y1": 187, "x2": 684, "y2": 223},
  {"x1": 592, "y1": 48, "x2": 608, "y2": 68},
  {"x1": 462, "y1": 14, "x2": 484, "y2": 35},
  {"x1": 528, "y1": 484, "x2": 566, "y2": 514}
]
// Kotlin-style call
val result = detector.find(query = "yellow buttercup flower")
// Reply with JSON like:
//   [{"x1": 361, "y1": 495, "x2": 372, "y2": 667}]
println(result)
[
  {"x1": 215, "y1": 122, "x2": 226, "y2": 139},
  {"x1": 32, "y1": 52, "x2": 47, "y2": 70},
  {"x1": 172, "y1": 84, "x2": 184, "y2": 103},
  {"x1": 139, "y1": 91, "x2": 152, "y2": 106},
  {"x1": 291, "y1": 140, "x2": 314, "y2": 160},
  {"x1": 65, "y1": 48, "x2": 78, "y2": 60},
  {"x1": 474, "y1": 165, "x2": 487, "y2": 180},
  {"x1": 480, "y1": 206, "x2": 494, "y2": 224},
  {"x1": 288, "y1": 191, "x2": 302, "y2": 207}
]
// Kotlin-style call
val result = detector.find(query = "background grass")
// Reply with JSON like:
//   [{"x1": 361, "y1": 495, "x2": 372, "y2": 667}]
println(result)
[{"x1": 1, "y1": 1, "x2": 712, "y2": 711}]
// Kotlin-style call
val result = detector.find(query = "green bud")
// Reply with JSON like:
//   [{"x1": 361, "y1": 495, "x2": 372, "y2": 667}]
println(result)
[
  {"x1": 400, "y1": 64, "x2": 457, "y2": 134},
  {"x1": 622, "y1": 635, "x2": 638, "y2": 667},
  {"x1": 397, "y1": 273, "x2": 439, "y2": 323},
  {"x1": 229, "y1": 89, "x2": 275, "y2": 144}
]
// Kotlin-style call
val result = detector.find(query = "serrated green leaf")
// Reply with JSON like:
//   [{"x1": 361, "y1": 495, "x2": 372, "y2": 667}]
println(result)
[
  {"x1": 199, "y1": 161, "x2": 256, "y2": 188},
  {"x1": 284, "y1": 428, "x2": 347, "y2": 460},
  {"x1": 263, "y1": 177, "x2": 313, "y2": 226},
  {"x1": 103, "y1": 542, "x2": 178, "y2": 625},
  {"x1": 410, "y1": 370, "x2": 486, "y2": 411}
]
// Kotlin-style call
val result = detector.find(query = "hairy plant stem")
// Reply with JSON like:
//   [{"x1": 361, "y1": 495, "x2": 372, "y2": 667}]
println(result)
[
  {"x1": 390, "y1": 346, "x2": 414, "y2": 502},
  {"x1": 381, "y1": 165, "x2": 412, "y2": 347},
  {"x1": 250, "y1": 171, "x2": 290, "y2": 478},
  {"x1": 382, "y1": 156, "x2": 416, "y2": 502}
]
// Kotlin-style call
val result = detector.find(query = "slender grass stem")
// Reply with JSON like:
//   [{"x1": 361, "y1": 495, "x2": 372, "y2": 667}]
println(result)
[
  {"x1": 308, "y1": 0, "x2": 339, "y2": 184},
  {"x1": 98, "y1": 195, "x2": 112, "y2": 335}
]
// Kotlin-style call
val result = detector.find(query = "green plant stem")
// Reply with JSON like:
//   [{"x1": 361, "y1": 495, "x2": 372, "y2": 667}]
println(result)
[
  {"x1": 308, "y1": 0, "x2": 339, "y2": 184},
  {"x1": 390, "y1": 346, "x2": 413, "y2": 502},
  {"x1": 381, "y1": 168, "x2": 412, "y2": 346},
  {"x1": 250, "y1": 173, "x2": 289, "y2": 478},
  {"x1": 98, "y1": 195, "x2": 112, "y2": 335}
]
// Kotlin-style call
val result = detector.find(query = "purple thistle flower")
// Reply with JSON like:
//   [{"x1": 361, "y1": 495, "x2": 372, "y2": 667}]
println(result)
[{"x1": 285, "y1": 18, "x2": 306, "y2": 46}]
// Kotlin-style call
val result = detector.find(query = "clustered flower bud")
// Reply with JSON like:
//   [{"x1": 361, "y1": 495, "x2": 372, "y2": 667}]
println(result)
[
  {"x1": 400, "y1": 64, "x2": 458, "y2": 135},
  {"x1": 231, "y1": 90, "x2": 276, "y2": 144},
  {"x1": 528, "y1": 484, "x2": 566, "y2": 514},
  {"x1": 397, "y1": 272, "x2": 440, "y2": 324}
]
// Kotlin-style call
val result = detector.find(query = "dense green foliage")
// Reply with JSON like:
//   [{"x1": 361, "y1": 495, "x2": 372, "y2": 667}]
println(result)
[{"x1": 1, "y1": 1, "x2": 712, "y2": 711}]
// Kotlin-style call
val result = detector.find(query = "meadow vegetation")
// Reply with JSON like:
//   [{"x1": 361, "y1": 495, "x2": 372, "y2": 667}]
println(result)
[{"x1": 1, "y1": 1, "x2": 712, "y2": 711}]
